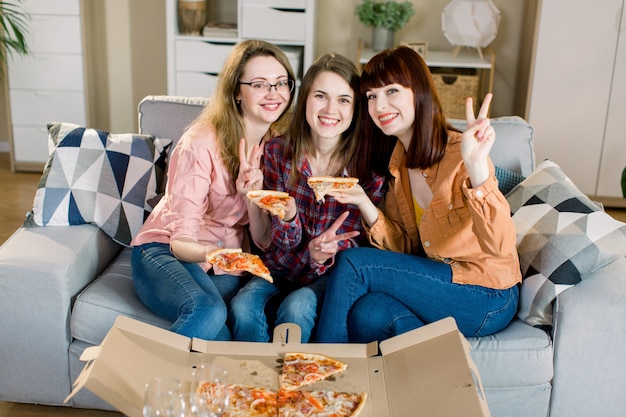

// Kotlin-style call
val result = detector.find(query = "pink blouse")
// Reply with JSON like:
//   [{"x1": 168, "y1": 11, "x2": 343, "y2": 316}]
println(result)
[{"x1": 131, "y1": 124, "x2": 249, "y2": 272}]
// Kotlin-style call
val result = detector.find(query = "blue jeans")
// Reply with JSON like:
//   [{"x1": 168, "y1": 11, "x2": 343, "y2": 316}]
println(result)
[
  {"x1": 348, "y1": 292, "x2": 424, "y2": 343},
  {"x1": 131, "y1": 242, "x2": 245, "y2": 341},
  {"x1": 229, "y1": 275, "x2": 327, "y2": 342},
  {"x1": 316, "y1": 247, "x2": 519, "y2": 342}
]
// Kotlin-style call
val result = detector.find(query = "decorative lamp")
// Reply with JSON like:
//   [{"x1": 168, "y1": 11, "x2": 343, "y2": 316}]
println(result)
[{"x1": 441, "y1": 0, "x2": 501, "y2": 59}]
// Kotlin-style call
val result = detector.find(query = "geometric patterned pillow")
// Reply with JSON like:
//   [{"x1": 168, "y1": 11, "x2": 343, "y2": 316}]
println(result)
[
  {"x1": 31, "y1": 122, "x2": 172, "y2": 246},
  {"x1": 506, "y1": 159, "x2": 626, "y2": 327}
]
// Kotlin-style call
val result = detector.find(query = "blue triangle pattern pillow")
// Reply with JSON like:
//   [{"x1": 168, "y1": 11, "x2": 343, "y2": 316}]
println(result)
[{"x1": 31, "y1": 122, "x2": 172, "y2": 246}]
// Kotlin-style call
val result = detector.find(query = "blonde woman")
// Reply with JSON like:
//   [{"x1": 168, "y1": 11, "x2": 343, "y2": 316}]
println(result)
[{"x1": 131, "y1": 40, "x2": 295, "y2": 340}]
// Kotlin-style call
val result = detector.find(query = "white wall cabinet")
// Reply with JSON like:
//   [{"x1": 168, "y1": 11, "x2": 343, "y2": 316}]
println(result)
[
  {"x1": 165, "y1": 0, "x2": 317, "y2": 97},
  {"x1": 525, "y1": 0, "x2": 626, "y2": 201},
  {"x1": 8, "y1": 0, "x2": 87, "y2": 172}
]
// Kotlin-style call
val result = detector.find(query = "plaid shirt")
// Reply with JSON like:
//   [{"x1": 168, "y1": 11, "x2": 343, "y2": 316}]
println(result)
[{"x1": 261, "y1": 136, "x2": 386, "y2": 285}]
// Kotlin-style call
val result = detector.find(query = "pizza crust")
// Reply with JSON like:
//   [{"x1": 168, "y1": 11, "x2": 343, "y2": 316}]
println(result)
[
  {"x1": 280, "y1": 352, "x2": 348, "y2": 390},
  {"x1": 307, "y1": 176, "x2": 358, "y2": 203}
]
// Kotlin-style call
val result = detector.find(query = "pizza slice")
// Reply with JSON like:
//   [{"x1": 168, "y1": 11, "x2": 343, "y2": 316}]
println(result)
[
  {"x1": 246, "y1": 190, "x2": 291, "y2": 220},
  {"x1": 277, "y1": 388, "x2": 367, "y2": 417},
  {"x1": 198, "y1": 382, "x2": 278, "y2": 417},
  {"x1": 307, "y1": 176, "x2": 358, "y2": 203},
  {"x1": 280, "y1": 352, "x2": 348, "y2": 391},
  {"x1": 206, "y1": 248, "x2": 273, "y2": 283}
]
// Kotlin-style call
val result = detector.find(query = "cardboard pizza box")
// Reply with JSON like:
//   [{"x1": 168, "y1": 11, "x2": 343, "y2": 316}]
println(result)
[{"x1": 66, "y1": 315, "x2": 490, "y2": 417}]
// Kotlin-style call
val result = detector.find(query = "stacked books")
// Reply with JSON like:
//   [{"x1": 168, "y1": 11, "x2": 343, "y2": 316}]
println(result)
[{"x1": 202, "y1": 21, "x2": 237, "y2": 38}]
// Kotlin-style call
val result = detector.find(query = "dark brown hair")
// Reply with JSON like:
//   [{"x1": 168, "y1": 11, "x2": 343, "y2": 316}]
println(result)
[{"x1": 351, "y1": 46, "x2": 456, "y2": 178}]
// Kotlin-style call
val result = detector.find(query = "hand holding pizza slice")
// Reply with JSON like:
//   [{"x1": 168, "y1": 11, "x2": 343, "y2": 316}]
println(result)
[
  {"x1": 206, "y1": 248, "x2": 273, "y2": 283},
  {"x1": 246, "y1": 190, "x2": 292, "y2": 220},
  {"x1": 307, "y1": 176, "x2": 359, "y2": 203}
]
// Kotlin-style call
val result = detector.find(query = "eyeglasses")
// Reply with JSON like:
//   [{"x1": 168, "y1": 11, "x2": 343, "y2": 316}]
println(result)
[{"x1": 239, "y1": 79, "x2": 295, "y2": 94}]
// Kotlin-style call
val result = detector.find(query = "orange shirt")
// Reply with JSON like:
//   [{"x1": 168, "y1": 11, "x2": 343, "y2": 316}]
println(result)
[{"x1": 366, "y1": 131, "x2": 521, "y2": 290}]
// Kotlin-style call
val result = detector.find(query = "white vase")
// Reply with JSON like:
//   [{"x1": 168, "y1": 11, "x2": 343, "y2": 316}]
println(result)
[{"x1": 372, "y1": 27, "x2": 394, "y2": 51}]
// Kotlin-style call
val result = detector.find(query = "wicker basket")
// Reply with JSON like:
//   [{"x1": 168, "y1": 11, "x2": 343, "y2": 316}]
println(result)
[{"x1": 431, "y1": 67, "x2": 479, "y2": 119}]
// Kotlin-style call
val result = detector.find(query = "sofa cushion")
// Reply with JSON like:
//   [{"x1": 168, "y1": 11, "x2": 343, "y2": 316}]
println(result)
[
  {"x1": 467, "y1": 319, "x2": 553, "y2": 388},
  {"x1": 506, "y1": 159, "x2": 626, "y2": 327},
  {"x1": 70, "y1": 248, "x2": 171, "y2": 346},
  {"x1": 31, "y1": 122, "x2": 172, "y2": 246}
]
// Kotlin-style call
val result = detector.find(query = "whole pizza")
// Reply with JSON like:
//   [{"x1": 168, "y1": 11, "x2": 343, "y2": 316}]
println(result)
[{"x1": 196, "y1": 352, "x2": 366, "y2": 417}]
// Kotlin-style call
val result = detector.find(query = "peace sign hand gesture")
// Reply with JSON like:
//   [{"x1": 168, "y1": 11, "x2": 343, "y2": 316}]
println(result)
[
  {"x1": 308, "y1": 211, "x2": 360, "y2": 265},
  {"x1": 236, "y1": 138, "x2": 264, "y2": 196},
  {"x1": 461, "y1": 93, "x2": 495, "y2": 188}
]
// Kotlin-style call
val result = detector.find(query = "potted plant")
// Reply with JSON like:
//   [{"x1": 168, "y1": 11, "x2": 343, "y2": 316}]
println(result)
[
  {"x1": 0, "y1": 0, "x2": 29, "y2": 78},
  {"x1": 355, "y1": 0, "x2": 415, "y2": 51}
]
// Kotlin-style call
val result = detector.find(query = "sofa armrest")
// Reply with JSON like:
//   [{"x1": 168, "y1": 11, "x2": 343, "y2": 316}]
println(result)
[
  {"x1": 0, "y1": 224, "x2": 122, "y2": 405},
  {"x1": 549, "y1": 256, "x2": 626, "y2": 417}
]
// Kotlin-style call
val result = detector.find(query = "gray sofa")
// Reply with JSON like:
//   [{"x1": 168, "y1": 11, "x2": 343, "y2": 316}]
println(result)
[{"x1": 1, "y1": 95, "x2": 625, "y2": 417}]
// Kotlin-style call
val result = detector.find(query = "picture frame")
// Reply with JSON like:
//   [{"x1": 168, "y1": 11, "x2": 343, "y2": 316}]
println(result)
[{"x1": 401, "y1": 41, "x2": 428, "y2": 58}]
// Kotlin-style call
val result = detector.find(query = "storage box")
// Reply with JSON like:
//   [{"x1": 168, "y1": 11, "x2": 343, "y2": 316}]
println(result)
[
  {"x1": 431, "y1": 67, "x2": 479, "y2": 120},
  {"x1": 67, "y1": 316, "x2": 490, "y2": 417}
]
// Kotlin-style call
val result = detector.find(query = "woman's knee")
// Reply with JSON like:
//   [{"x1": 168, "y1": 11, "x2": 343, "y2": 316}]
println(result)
[
  {"x1": 184, "y1": 292, "x2": 227, "y2": 320},
  {"x1": 348, "y1": 292, "x2": 422, "y2": 342},
  {"x1": 282, "y1": 287, "x2": 319, "y2": 316}
]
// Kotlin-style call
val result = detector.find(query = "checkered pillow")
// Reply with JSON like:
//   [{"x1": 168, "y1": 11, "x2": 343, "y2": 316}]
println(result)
[
  {"x1": 506, "y1": 160, "x2": 626, "y2": 327},
  {"x1": 31, "y1": 122, "x2": 172, "y2": 246}
]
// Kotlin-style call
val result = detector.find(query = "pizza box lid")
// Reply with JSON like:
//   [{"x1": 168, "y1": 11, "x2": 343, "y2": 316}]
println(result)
[{"x1": 66, "y1": 315, "x2": 489, "y2": 417}]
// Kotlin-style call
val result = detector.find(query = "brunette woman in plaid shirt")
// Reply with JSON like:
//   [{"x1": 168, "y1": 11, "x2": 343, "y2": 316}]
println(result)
[{"x1": 231, "y1": 53, "x2": 386, "y2": 342}]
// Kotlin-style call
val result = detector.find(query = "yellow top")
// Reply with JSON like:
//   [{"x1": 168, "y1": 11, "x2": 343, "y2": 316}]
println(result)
[{"x1": 412, "y1": 196, "x2": 424, "y2": 227}]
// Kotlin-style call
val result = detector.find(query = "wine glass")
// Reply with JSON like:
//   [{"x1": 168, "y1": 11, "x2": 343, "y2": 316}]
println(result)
[
  {"x1": 191, "y1": 363, "x2": 229, "y2": 417},
  {"x1": 143, "y1": 376, "x2": 183, "y2": 417}
]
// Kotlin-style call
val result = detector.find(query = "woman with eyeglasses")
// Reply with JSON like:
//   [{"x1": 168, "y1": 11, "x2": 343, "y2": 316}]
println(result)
[
  {"x1": 130, "y1": 39, "x2": 296, "y2": 341},
  {"x1": 230, "y1": 53, "x2": 386, "y2": 342}
]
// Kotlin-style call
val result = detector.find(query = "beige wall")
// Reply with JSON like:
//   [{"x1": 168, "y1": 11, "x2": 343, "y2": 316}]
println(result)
[
  {"x1": 315, "y1": 0, "x2": 527, "y2": 118},
  {"x1": 0, "y1": 0, "x2": 530, "y2": 150}
]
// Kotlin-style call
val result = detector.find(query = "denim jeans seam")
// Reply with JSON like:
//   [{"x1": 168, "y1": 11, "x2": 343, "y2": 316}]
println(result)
[{"x1": 474, "y1": 287, "x2": 517, "y2": 336}]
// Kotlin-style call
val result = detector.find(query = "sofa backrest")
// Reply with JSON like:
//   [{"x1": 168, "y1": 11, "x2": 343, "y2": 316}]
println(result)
[
  {"x1": 137, "y1": 95, "x2": 536, "y2": 179},
  {"x1": 138, "y1": 95, "x2": 209, "y2": 150},
  {"x1": 449, "y1": 116, "x2": 536, "y2": 177}
]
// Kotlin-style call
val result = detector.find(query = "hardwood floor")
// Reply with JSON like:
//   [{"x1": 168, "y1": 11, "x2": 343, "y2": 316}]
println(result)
[
  {"x1": 0, "y1": 402, "x2": 122, "y2": 417},
  {"x1": 0, "y1": 152, "x2": 40, "y2": 244}
]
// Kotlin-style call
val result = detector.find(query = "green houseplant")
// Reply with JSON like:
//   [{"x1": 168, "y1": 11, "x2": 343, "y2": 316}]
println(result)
[
  {"x1": 0, "y1": 0, "x2": 29, "y2": 77},
  {"x1": 355, "y1": 0, "x2": 415, "y2": 51}
]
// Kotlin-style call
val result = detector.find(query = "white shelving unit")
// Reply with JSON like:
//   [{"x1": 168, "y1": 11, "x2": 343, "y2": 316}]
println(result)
[
  {"x1": 7, "y1": 0, "x2": 87, "y2": 172},
  {"x1": 165, "y1": 0, "x2": 317, "y2": 97}
]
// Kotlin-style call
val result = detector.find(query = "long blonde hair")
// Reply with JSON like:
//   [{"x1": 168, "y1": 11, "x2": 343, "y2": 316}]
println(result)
[{"x1": 193, "y1": 39, "x2": 295, "y2": 179}]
